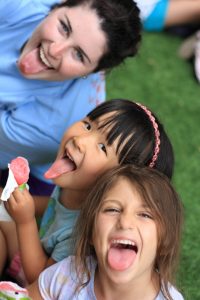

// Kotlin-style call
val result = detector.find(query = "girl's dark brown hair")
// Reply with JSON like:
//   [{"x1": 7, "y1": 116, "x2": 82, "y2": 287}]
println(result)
[
  {"x1": 87, "y1": 99, "x2": 174, "y2": 179},
  {"x1": 73, "y1": 165, "x2": 183, "y2": 299}
]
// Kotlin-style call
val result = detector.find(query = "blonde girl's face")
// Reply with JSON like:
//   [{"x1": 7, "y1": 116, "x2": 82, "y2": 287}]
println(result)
[
  {"x1": 44, "y1": 112, "x2": 119, "y2": 192},
  {"x1": 18, "y1": 5, "x2": 107, "y2": 81},
  {"x1": 92, "y1": 178, "x2": 158, "y2": 289}
]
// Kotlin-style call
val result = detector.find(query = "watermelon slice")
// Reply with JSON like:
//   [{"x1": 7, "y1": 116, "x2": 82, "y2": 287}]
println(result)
[
  {"x1": 0, "y1": 281, "x2": 30, "y2": 299},
  {"x1": 10, "y1": 157, "x2": 30, "y2": 188}
]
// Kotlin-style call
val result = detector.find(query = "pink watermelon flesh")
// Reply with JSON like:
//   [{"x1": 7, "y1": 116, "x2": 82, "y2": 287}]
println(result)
[
  {"x1": 10, "y1": 157, "x2": 30, "y2": 185},
  {"x1": 0, "y1": 281, "x2": 29, "y2": 294}
]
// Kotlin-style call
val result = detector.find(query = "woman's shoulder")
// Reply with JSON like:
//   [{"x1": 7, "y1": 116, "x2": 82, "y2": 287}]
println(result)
[
  {"x1": 0, "y1": 0, "x2": 58, "y2": 22},
  {"x1": 0, "y1": 0, "x2": 44, "y2": 23}
]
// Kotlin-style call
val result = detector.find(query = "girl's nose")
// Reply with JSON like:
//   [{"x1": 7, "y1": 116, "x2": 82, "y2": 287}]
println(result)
[
  {"x1": 118, "y1": 213, "x2": 135, "y2": 230},
  {"x1": 73, "y1": 135, "x2": 87, "y2": 153},
  {"x1": 49, "y1": 41, "x2": 68, "y2": 57}
]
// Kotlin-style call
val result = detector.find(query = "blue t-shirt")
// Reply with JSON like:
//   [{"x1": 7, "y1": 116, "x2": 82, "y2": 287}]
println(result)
[
  {"x1": 134, "y1": 0, "x2": 169, "y2": 31},
  {"x1": 39, "y1": 186, "x2": 79, "y2": 262},
  {"x1": 0, "y1": 0, "x2": 105, "y2": 182},
  {"x1": 38, "y1": 256, "x2": 185, "y2": 300}
]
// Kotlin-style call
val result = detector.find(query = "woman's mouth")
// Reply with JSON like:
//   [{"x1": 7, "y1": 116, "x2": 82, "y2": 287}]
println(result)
[
  {"x1": 39, "y1": 46, "x2": 53, "y2": 69},
  {"x1": 18, "y1": 45, "x2": 54, "y2": 75}
]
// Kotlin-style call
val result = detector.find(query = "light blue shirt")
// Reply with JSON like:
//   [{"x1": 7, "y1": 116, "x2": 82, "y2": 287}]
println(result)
[
  {"x1": 39, "y1": 256, "x2": 185, "y2": 300},
  {"x1": 39, "y1": 187, "x2": 79, "y2": 262},
  {"x1": 0, "y1": 0, "x2": 105, "y2": 182}
]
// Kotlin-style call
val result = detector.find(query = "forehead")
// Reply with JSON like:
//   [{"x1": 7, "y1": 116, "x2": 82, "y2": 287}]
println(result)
[
  {"x1": 93, "y1": 111, "x2": 117, "y2": 125},
  {"x1": 90, "y1": 112, "x2": 119, "y2": 142},
  {"x1": 103, "y1": 178, "x2": 145, "y2": 206},
  {"x1": 57, "y1": 5, "x2": 107, "y2": 64}
]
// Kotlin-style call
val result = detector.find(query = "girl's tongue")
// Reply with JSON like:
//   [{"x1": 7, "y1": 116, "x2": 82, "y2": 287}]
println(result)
[
  {"x1": 44, "y1": 157, "x2": 76, "y2": 179},
  {"x1": 18, "y1": 48, "x2": 48, "y2": 74},
  {"x1": 108, "y1": 244, "x2": 137, "y2": 271}
]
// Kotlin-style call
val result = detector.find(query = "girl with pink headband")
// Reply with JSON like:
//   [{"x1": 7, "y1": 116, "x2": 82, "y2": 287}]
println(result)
[{"x1": 0, "y1": 98, "x2": 174, "y2": 285}]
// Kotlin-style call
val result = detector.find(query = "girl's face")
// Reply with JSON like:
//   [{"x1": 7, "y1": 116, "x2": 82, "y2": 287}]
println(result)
[
  {"x1": 45, "y1": 113, "x2": 119, "y2": 192},
  {"x1": 92, "y1": 178, "x2": 158, "y2": 290},
  {"x1": 18, "y1": 5, "x2": 107, "y2": 81}
]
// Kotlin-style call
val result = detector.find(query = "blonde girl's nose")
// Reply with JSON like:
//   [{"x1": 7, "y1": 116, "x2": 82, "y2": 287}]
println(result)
[{"x1": 118, "y1": 212, "x2": 135, "y2": 230}]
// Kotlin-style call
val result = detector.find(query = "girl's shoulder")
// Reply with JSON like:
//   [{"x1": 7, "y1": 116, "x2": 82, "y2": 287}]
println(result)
[
  {"x1": 156, "y1": 284, "x2": 184, "y2": 300},
  {"x1": 38, "y1": 256, "x2": 96, "y2": 299}
]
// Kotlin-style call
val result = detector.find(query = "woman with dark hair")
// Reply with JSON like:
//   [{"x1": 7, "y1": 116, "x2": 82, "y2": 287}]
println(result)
[{"x1": 0, "y1": 0, "x2": 141, "y2": 196}]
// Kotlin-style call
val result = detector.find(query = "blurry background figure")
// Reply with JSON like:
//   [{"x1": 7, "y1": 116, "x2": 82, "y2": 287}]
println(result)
[{"x1": 134, "y1": 0, "x2": 200, "y2": 82}]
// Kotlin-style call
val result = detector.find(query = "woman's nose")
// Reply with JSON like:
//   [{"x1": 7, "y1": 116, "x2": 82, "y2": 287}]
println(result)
[{"x1": 49, "y1": 41, "x2": 68, "y2": 57}]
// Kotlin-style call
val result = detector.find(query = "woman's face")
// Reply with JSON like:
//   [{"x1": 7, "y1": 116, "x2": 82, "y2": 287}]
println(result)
[{"x1": 18, "y1": 5, "x2": 107, "y2": 81}]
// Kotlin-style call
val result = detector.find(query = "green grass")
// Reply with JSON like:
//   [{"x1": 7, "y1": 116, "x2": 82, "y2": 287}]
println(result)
[{"x1": 106, "y1": 32, "x2": 200, "y2": 300}]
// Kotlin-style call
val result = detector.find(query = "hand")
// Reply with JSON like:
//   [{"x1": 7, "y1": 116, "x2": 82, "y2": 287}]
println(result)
[{"x1": 5, "y1": 188, "x2": 35, "y2": 225}]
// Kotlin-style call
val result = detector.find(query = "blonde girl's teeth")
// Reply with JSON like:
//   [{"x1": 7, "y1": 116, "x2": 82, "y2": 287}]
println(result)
[{"x1": 112, "y1": 239, "x2": 136, "y2": 246}]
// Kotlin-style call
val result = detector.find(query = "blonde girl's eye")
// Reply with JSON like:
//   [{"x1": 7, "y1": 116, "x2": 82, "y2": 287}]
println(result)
[
  {"x1": 99, "y1": 143, "x2": 107, "y2": 154},
  {"x1": 103, "y1": 207, "x2": 120, "y2": 214},
  {"x1": 139, "y1": 212, "x2": 153, "y2": 220}
]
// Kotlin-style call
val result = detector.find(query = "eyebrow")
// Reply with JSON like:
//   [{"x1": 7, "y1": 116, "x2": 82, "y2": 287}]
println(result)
[
  {"x1": 102, "y1": 199, "x2": 121, "y2": 205},
  {"x1": 64, "y1": 14, "x2": 92, "y2": 64}
]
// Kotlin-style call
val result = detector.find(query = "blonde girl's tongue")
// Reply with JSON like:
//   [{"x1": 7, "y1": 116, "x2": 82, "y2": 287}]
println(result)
[{"x1": 108, "y1": 244, "x2": 137, "y2": 271}]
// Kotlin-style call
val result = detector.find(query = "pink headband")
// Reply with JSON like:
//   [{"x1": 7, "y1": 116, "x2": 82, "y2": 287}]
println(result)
[{"x1": 136, "y1": 103, "x2": 160, "y2": 168}]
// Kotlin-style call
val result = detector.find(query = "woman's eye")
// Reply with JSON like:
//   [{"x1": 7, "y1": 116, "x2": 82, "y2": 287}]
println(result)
[
  {"x1": 83, "y1": 121, "x2": 91, "y2": 131},
  {"x1": 75, "y1": 49, "x2": 84, "y2": 63},
  {"x1": 99, "y1": 143, "x2": 107, "y2": 154},
  {"x1": 60, "y1": 20, "x2": 69, "y2": 35}
]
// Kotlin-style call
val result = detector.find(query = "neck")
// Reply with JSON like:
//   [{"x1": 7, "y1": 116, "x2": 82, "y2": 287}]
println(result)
[
  {"x1": 59, "y1": 187, "x2": 88, "y2": 210},
  {"x1": 94, "y1": 267, "x2": 160, "y2": 300}
]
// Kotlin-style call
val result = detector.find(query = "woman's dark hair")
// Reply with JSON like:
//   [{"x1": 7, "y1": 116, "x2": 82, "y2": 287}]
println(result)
[
  {"x1": 87, "y1": 99, "x2": 174, "y2": 179},
  {"x1": 74, "y1": 165, "x2": 183, "y2": 299},
  {"x1": 51, "y1": 0, "x2": 142, "y2": 71}
]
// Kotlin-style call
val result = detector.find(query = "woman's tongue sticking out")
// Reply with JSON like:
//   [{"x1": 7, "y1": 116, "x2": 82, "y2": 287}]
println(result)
[{"x1": 18, "y1": 48, "x2": 49, "y2": 75}]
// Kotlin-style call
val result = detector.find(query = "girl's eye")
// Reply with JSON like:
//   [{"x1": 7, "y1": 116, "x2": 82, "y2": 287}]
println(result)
[
  {"x1": 83, "y1": 121, "x2": 91, "y2": 131},
  {"x1": 99, "y1": 143, "x2": 107, "y2": 154},
  {"x1": 60, "y1": 20, "x2": 69, "y2": 35},
  {"x1": 139, "y1": 212, "x2": 153, "y2": 219},
  {"x1": 104, "y1": 207, "x2": 120, "y2": 214}
]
